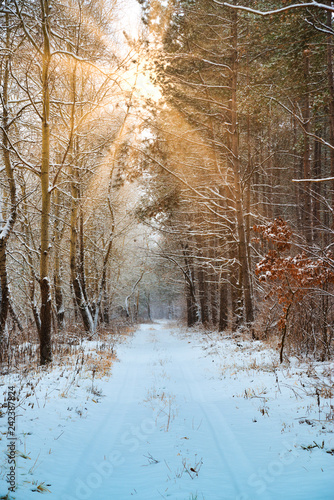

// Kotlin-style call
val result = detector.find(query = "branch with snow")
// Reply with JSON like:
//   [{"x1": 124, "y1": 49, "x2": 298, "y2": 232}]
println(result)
[
  {"x1": 213, "y1": 1, "x2": 334, "y2": 15},
  {"x1": 292, "y1": 177, "x2": 334, "y2": 183}
]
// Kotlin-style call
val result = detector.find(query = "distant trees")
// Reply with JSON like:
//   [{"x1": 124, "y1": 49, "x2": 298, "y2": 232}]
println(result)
[{"x1": 137, "y1": 0, "x2": 259, "y2": 329}]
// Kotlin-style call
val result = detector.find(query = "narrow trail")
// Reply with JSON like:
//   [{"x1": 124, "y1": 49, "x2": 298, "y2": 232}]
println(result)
[
  {"x1": 9, "y1": 322, "x2": 333, "y2": 500},
  {"x1": 61, "y1": 322, "x2": 263, "y2": 500}
]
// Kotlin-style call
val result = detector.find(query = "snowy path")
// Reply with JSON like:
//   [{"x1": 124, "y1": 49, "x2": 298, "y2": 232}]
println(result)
[{"x1": 1, "y1": 322, "x2": 333, "y2": 500}]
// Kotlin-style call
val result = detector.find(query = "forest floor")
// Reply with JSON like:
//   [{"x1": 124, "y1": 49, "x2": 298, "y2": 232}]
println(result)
[{"x1": 0, "y1": 321, "x2": 333, "y2": 500}]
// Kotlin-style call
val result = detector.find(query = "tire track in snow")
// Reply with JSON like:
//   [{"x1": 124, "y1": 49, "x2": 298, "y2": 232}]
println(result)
[
  {"x1": 60, "y1": 350, "x2": 140, "y2": 499},
  {"x1": 180, "y1": 347, "x2": 273, "y2": 500},
  {"x1": 135, "y1": 327, "x2": 262, "y2": 499}
]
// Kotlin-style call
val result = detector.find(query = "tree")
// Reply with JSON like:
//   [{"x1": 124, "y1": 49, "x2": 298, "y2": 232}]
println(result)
[{"x1": 0, "y1": 2, "x2": 18, "y2": 340}]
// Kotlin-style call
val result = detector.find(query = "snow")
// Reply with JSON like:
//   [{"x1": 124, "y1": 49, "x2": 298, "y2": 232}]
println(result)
[{"x1": 1, "y1": 322, "x2": 333, "y2": 500}]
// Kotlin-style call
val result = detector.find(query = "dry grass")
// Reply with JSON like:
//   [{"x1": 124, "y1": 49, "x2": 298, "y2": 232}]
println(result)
[
  {"x1": 144, "y1": 388, "x2": 177, "y2": 431},
  {"x1": 85, "y1": 349, "x2": 117, "y2": 379},
  {"x1": 0, "y1": 320, "x2": 134, "y2": 376}
]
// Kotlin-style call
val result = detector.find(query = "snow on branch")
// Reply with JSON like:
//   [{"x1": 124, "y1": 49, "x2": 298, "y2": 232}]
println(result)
[
  {"x1": 265, "y1": 96, "x2": 334, "y2": 153},
  {"x1": 292, "y1": 177, "x2": 334, "y2": 183},
  {"x1": 213, "y1": 1, "x2": 334, "y2": 14}
]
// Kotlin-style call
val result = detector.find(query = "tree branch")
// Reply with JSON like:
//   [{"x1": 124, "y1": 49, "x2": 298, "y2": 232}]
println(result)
[{"x1": 213, "y1": 1, "x2": 334, "y2": 15}]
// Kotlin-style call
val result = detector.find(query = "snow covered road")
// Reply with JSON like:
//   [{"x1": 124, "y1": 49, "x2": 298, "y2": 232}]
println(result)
[{"x1": 1, "y1": 322, "x2": 333, "y2": 499}]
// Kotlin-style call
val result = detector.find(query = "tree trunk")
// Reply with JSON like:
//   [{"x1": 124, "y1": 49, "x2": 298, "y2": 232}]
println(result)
[
  {"x1": 293, "y1": 104, "x2": 303, "y2": 232},
  {"x1": 218, "y1": 279, "x2": 228, "y2": 332},
  {"x1": 68, "y1": 62, "x2": 94, "y2": 333},
  {"x1": 9, "y1": 300, "x2": 23, "y2": 332},
  {"x1": 313, "y1": 137, "x2": 321, "y2": 241},
  {"x1": 78, "y1": 203, "x2": 90, "y2": 308},
  {"x1": 39, "y1": 0, "x2": 52, "y2": 364},
  {"x1": 302, "y1": 48, "x2": 313, "y2": 244},
  {"x1": 327, "y1": 7, "x2": 334, "y2": 225},
  {"x1": 53, "y1": 187, "x2": 64, "y2": 330},
  {"x1": 93, "y1": 237, "x2": 114, "y2": 332},
  {"x1": 147, "y1": 292, "x2": 152, "y2": 321},
  {"x1": 30, "y1": 276, "x2": 41, "y2": 336},
  {"x1": 70, "y1": 189, "x2": 94, "y2": 333},
  {"x1": 182, "y1": 243, "x2": 198, "y2": 326},
  {"x1": 198, "y1": 264, "x2": 209, "y2": 324},
  {"x1": 0, "y1": 6, "x2": 17, "y2": 338},
  {"x1": 230, "y1": 11, "x2": 254, "y2": 325},
  {"x1": 186, "y1": 283, "x2": 197, "y2": 327},
  {"x1": 210, "y1": 277, "x2": 218, "y2": 326},
  {"x1": 0, "y1": 242, "x2": 9, "y2": 336}
]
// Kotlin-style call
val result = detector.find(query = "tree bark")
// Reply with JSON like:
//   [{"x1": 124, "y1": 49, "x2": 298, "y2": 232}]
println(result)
[
  {"x1": 93, "y1": 237, "x2": 114, "y2": 332},
  {"x1": 302, "y1": 48, "x2": 313, "y2": 244},
  {"x1": 182, "y1": 244, "x2": 198, "y2": 326},
  {"x1": 198, "y1": 263, "x2": 209, "y2": 324},
  {"x1": 327, "y1": 7, "x2": 334, "y2": 223},
  {"x1": 0, "y1": 5, "x2": 17, "y2": 338},
  {"x1": 53, "y1": 187, "x2": 64, "y2": 330},
  {"x1": 218, "y1": 279, "x2": 228, "y2": 332},
  {"x1": 39, "y1": 0, "x2": 52, "y2": 364},
  {"x1": 229, "y1": 10, "x2": 254, "y2": 325},
  {"x1": 313, "y1": 137, "x2": 321, "y2": 241},
  {"x1": 9, "y1": 300, "x2": 23, "y2": 332}
]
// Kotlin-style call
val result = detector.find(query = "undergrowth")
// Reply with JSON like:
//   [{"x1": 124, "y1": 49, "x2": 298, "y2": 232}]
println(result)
[{"x1": 0, "y1": 321, "x2": 134, "y2": 376}]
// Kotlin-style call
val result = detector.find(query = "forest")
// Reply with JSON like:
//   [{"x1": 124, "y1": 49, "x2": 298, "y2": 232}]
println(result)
[
  {"x1": 0, "y1": 0, "x2": 334, "y2": 367},
  {"x1": 1, "y1": 2, "x2": 334, "y2": 500}
]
